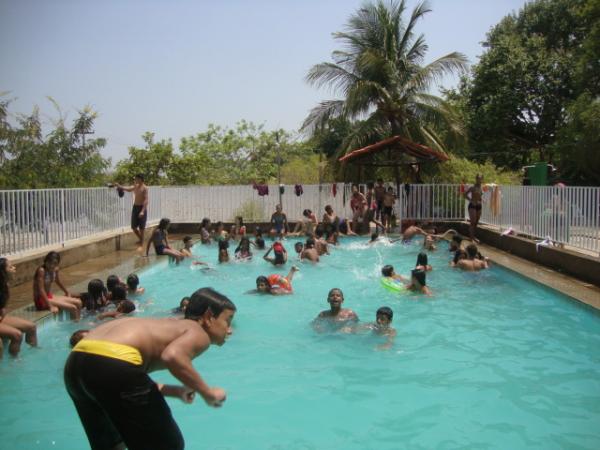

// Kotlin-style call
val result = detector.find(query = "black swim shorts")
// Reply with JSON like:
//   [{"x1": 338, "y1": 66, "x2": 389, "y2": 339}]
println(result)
[
  {"x1": 131, "y1": 205, "x2": 147, "y2": 230},
  {"x1": 64, "y1": 351, "x2": 184, "y2": 450}
]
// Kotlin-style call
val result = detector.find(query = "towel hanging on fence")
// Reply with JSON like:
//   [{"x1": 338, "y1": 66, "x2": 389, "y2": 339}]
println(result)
[
  {"x1": 279, "y1": 184, "x2": 285, "y2": 195},
  {"x1": 490, "y1": 185, "x2": 501, "y2": 217},
  {"x1": 332, "y1": 183, "x2": 337, "y2": 197},
  {"x1": 253, "y1": 183, "x2": 269, "y2": 196},
  {"x1": 294, "y1": 184, "x2": 303, "y2": 196}
]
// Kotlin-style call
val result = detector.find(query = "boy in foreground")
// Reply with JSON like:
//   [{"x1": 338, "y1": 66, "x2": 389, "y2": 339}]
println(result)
[{"x1": 64, "y1": 287, "x2": 236, "y2": 450}]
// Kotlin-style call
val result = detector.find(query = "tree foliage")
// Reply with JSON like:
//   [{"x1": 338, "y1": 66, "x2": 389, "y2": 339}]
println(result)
[
  {"x1": 0, "y1": 98, "x2": 110, "y2": 189},
  {"x1": 302, "y1": 0, "x2": 468, "y2": 158},
  {"x1": 465, "y1": 0, "x2": 599, "y2": 183},
  {"x1": 114, "y1": 121, "x2": 317, "y2": 185}
]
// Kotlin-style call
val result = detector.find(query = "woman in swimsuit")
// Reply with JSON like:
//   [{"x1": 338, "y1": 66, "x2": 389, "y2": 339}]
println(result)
[
  {"x1": 33, "y1": 251, "x2": 82, "y2": 320},
  {"x1": 1, "y1": 258, "x2": 38, "y2": 357},
  {"x1": 465, "y1": 174, "x2": 484, "y2": 242},
  {"x1": 145, "y1": 218, "x2": 184, "y2": 263}
]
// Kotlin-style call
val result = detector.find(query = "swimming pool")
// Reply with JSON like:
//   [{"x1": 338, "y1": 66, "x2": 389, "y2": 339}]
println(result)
[{"x1": 1, "y1": 238, "x2": 599, "y2": 449}]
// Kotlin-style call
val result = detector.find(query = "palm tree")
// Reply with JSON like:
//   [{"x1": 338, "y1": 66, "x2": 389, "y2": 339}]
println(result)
[{"x1": 302, "y1": 0, "x2": 468, "y2": 157}]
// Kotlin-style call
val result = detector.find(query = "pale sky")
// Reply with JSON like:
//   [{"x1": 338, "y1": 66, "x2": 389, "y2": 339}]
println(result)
[{"x1": 0, "y1": 0, "x2": 526, "y2": 163}]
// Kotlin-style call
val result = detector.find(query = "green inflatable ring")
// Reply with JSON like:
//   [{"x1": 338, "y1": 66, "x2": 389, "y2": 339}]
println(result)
[{"x1": 380, "y1": 277, "x2": 407, "y2": 293}]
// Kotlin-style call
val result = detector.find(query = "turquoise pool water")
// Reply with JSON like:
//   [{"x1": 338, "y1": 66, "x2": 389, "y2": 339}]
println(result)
[{"x1": 1, "y1": 238, "x2": 600, "y2": 449}]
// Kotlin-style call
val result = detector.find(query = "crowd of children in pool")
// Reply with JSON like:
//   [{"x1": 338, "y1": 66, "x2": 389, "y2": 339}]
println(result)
[{"x1": 0, "y1": 203, "x2": 490, "y2": 358}]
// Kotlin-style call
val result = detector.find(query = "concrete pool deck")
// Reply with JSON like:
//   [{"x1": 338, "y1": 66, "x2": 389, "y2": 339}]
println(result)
[{"x1": 5, "y1": 232, "x2": 600, "y2": 324}]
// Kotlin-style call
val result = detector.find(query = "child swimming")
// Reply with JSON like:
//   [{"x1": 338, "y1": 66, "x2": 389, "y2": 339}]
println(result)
[
  {"x1": 79, "y1": 279, "x2": 108, "y2": 311},
  {"x1": 407, "y1": 269, "x2": 432, "y2": 295},
  {"x1": 126, "y1": 273, "x2": 145, "y2": 295},
  {"x1": 254, "y1": 266, "x2": 299, "y2": 295},
  {"x1": 218, "y1": 239, "x2": 230, "y2": 263},
  {"x1": 370, "y1": 306, "x2": 396, "y2": 350},
  {"x1": 234, "y1": 237, "x2": 253, "y2": 260},
  {"x1": 298, "y1": 238, "x2": 320, "y2": 263},
  {"x1": 97, "y1": 299, "x2": 136, "y2": 320},
  {"x1": 312, "y1": 288, "x2": 359, "y2": 333},
  {"x1": 415, "y1": 252, "x2": 432, "y2": 272},
  {"x1": 263, "y1": 241, "x2": 287, "y2": 266}
]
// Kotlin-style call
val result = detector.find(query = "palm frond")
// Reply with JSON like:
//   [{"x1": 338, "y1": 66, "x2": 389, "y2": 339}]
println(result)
[
  {"x1": 301, "y1": 100, "x2": 346, "y2": 136},
  {"x1": 305, "y1": 62, "x2": 359, "y2": 95}
]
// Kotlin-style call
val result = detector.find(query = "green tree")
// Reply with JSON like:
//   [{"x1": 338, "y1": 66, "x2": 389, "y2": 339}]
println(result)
[
  {"x1": 467, "y1": 0, "x2": 587, "y2": 170},
  {"x1": 302, "y1": 0, "x2": 468, "y2": 158},
  {"x1": 0, "y1": 99, "x2": 110, "y2": 189},
  {"x1": 113, "y1": 133, "x2": 177, "y2": 185}
]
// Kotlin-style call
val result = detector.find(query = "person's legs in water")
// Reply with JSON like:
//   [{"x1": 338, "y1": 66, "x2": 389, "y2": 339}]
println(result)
[
  {"x1": 2, "y1": 316, "x2": 37, "y2": 347},
  {"x1": 0, "y1": 323, "x2": 23, "y2": 357}
]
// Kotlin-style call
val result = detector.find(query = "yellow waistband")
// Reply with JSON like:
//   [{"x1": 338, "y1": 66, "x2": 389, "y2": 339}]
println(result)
[{"x1": 72, "y1": 339, "x2": 143, "y2": 366}]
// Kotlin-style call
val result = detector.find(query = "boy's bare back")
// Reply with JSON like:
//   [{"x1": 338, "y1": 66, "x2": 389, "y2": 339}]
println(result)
[{"x1": 83, "y1": 317, "x2": 209, "y2": 372}]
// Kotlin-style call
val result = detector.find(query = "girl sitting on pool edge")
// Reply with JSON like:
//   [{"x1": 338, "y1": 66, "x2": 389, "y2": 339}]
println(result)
[{"x1": 253, "y1": 266, "x2": 299, "y2": 295}]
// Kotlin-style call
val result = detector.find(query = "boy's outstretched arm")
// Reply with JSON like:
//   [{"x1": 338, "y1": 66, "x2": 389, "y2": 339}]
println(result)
[{"x1": 160, "y1": 328, "x2": 225, "y2": 407}]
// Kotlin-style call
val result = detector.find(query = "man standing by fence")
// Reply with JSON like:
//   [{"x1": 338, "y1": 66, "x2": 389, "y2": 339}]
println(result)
[{"x1": 115, "y1": 174, "x2": 148, "y2": 249}]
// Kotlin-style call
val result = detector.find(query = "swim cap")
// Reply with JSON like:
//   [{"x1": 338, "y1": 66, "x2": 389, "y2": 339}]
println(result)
[{"x1": 273, "y1": 242, "x2": 284, "y2": 252}]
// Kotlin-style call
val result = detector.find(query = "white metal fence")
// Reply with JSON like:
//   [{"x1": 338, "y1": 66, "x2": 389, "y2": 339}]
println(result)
[
  {"x1": 1, "y1": 184, "x2": 599, "y2": 256},
  {"x1": 479, "y1": 185, "x2": 600, "y2": 253}
]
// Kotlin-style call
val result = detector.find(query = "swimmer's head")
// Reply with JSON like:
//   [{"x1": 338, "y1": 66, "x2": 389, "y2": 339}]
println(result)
[
  {"x1": 302, "y1": 209, "x2": 312, "y2": 218},
  {"x1": 466, "y1": 243, "x2": 479, "y2": 259},
  {"x1": 376, "y1": 306, "x2": 393, "y2": 327},
  {"x1": 69, "y1": 329, "x2": 89, "y2": 348},
  {"x1": 218, "y1": 240, "x2": 230, "y2": 250},
  {"x1": 453, "y1": 249, "x2": 467, "y2": 264},
  {"x1": 255, "y1": 237, "x2": 265, "y2": 249},
  {"x1": 327, "y1": 288, "x2": 344, "y2": 308},
  {"x1": 275, "y1": 204, "x2": 282, "y2": 213},
  {"x1": 235, "y1": 216, "x2": 244, "y2": 226},
  {"x1": 112, "y1": 284, "x2": 127, "y2": 302},
  {"x1": 126, "y1": 273, "x2": 139, "y2": 290},
  {"x1": 325, "y1": 204, "x2": 333, "y2": 214},
  {"x1": 158, "y1": 218, "x2": 171, "y2": 231},
  {"x1": 88, "y1": 279, "x2": 106, "y2": 300},
  {"x1": 377, "y1": 178, "x2": 383, "y2": 185},
  {"x1": 255, "y1": 226, "x2": 263, "y2": 237},
  {"x1": 305, "y1": 238, "x2": 315, "y2": 249},
  {"x1": 411, "y1": 269, "x2": 426, "y2": 287},
  {"x1": 416, "y1": 252, "x2": 428, "y2": 267},
  {"x1": 117, "y1": 300, "x2": 136, "y2": 314},
  {"x1": 179, "y1": 296, "x2": 190, "y2": 312},
  {"x1": 183, "y1": 236, "x2": 193, "y2": 247},
  {"x1": 256, "y1": 276, "x2": 270, "y2": 293},
  {"x1": 201, "y1": 217, "x2": 211, "y2": 228},
  {"x1": 381, "y1": 265, "x2": 394, "y2": 277},
  {"x1": 134, "y1": 173, "x2": 144, "y2": 183},
  {"x1": 106, "y1": 275, "x2": 120, "y2": 293},
  {"x1": 294, "y1": 242, "x2": 304, "y2": 253},
  {"x1": 475, "y1": 173, "x2": 483, "y2": 184},
  {"x1": 370, "y1": 232, "x2": 379, "y2": 242}
]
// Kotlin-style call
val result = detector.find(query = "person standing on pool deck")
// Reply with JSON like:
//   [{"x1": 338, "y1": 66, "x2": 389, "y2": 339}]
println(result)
[
  {"x1": 64, "y1": 287, "x2": 236, "y2": 450},
  {"x1": 464, "y1": 174, "x2": 484, "y2": 243},
  {"x1": 115, "y1": 174, "x2": 148, "y2": 249}
]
